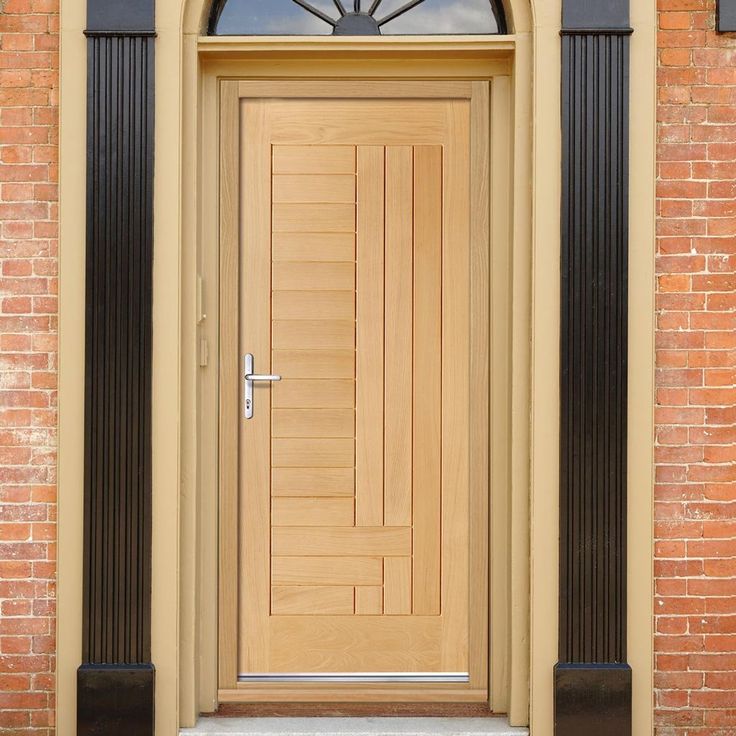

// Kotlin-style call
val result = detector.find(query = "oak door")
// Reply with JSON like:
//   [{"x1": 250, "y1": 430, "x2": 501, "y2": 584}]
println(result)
[{"x1": 220, "y1": 82, "x2": 490, "y2": 701}]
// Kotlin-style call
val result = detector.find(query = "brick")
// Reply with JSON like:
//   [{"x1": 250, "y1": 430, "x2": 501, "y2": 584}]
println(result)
[
  {"x1": 656, "y1": 5, "x2": 736, "y2": 732},
  {"x1": 0, "y1": 0, "x2": 57, "y2": 730}
]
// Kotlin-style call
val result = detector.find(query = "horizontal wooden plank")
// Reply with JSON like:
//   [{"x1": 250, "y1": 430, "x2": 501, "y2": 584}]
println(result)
[
  {"x1": 273, "y1": 262, "x2": 355, "y2": 291},
  {"x1": 273, "y1": 174, "x2": 356, "y2": 204},
  {"x1": 240, "y1": 81, "x2": 474, "y2": 99},
  {"x1": 272, "y1": 498, "x2": 355, "y2": 527},
  {"x1": 272, "y1": 467, "x2": 355, "y2": 497},
  {"x1": 267, "y1": 101, "x2": 450, "y2": 146},
  {"x1": 272, "y1": 409, "x2": 355, "y2": 438},
  {"x1": 273, "y1": 291, "x2": 355, "y2": 320},
  {"x1": 219, "y1": 687, "x2": 490, "y2": 704},
  {"x1": 273, "y1": 350, "x2": 355, "y2": 379},
  {"x1": 273, "y1": 527, "x2": 412, "y2": 557},
  {"x1": 272, "y1": 556, "x2": 382, "y2": 586},
  {"x1": 272, "y1": 438, "x2": 355, "y2": 468},
  {"x1": 273, "y1": 320, "x2": 355, "y2": 350},
  {"x1": 272, "y1": 379, "x2": 355, "y2": 409},
  {"x1": 273, "y1": 204, "x2": 355, "y2": 233},
  {"x1": 271, "y1": 586, "x2": 354, "y2": 615},
  {"x1": 273, "y1": 146, "x2": 356, "y2": 175},
  {"x1": 272, "y1": 233, "x2": 355, "y2": 263},
  {"x1": 269, "y1": 616, "x2": 443, "y2": 672}
]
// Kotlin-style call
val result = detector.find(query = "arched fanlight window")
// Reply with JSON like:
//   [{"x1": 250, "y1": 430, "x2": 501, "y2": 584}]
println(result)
[{"x1": 208, "y1": 0, "x2": 507, "y2": 36}]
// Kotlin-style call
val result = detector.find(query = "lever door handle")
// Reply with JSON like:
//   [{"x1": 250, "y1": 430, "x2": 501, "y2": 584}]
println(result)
[{"x1": 244, "y1": 354, "x2": 281, "y2": 419}]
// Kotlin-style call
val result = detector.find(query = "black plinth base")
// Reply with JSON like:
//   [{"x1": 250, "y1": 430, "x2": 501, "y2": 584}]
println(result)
[
  {"x1": 78, "y1": 663, "x2": 155, "y2": 736},
  {"x1": 554, "y1": 663, "x2": 632, "y2": 736}
]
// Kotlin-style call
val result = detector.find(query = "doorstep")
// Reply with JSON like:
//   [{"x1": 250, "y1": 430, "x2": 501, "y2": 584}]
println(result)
[{"x1": 180, "y1": 717, "x2": 529, "y2": 735}]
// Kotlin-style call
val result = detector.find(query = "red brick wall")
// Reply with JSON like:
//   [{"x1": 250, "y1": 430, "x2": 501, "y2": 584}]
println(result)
[
  {"x1": 0, "y1": 0, "x2": 58, "y2": 733},
  {"x1": 656, "y1": 0, "x2": 736, "y2": 733},
  {"x1": 1, "y1": 0, "x2": 735, "y2": 733}
]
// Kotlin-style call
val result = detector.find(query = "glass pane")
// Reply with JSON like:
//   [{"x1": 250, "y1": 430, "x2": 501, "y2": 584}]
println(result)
[
  {"x1": 379, "y1": 0, "x2": 502, "y2": 34},
  {"x1": 210, "y1": 0, "x2": 504, "y2": 36},
  {"x1": 213, "y1": 0, "x2": 334, "y2": 35}
]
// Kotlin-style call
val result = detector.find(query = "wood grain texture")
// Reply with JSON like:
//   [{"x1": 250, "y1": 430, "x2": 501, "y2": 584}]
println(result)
[
  {"x1": 273, "y1": 174, "x2": 356, "y2": 204},
  {"x1": 271, "y1": 467, "x2": 355, "y2": 497},
  {"x1": 239, "y1": 98, "x2": 273, "y2": 674},
  {"x1": 240, "y1": 80, "x2": 473, "y2": 100},
  {"x1": 273, "y1": 349, "x2": 355, "y2": 379},
  {"x1": 384, "y1": 146, "x2": 414, "y2": 528},
  {"x1": 219, "y1": 688, "x2": 489, "y2": 705},
  {"x1": 272, "y1": 557, "x2": 383, "y2": 586},
  {"x1": 229, "y1": 91, "x2": 485, "y2": 693},
  {"x1": 272, "y1": 498, "x2": 355, "y2": 527},
  {"x1": 272, "y1": 587, "x2": 355, "y2": 616},
  {"x1": 266, "y1": 101, "x2": 450, "y2": 146},
  {"x1": 272, "y1": 438, "x2": 355, "y2": 468},
  {"x1": 269, "y1": 617, "x2": 442, "y2": 672},
  {"x1": 273, "y1": 145, "x2": 355, "y2": 175},
  {"x1": 355, "y1": 587, "x2": 383, "y2": 616},
  {"x1": 272, "y1": 203, "x2": 355, "y2": 233},
  {"x1": 355, "y1": 146, "x2": 385, "y2": 527},
  {"x1": 384, "y1": 557, "x2": 413, "y2": 615},
  {"x1": 217, "y1": 702, "x2": 494, "y2": 717},
  {"x1": 273, "y1": 320, "x2": 355, "y2": 350},
  {"x1": 271, "y1": 409, "x2": 354, "y2": 438},
  {"x1": 272, "y1": 527, "x2": 412, "y2": 557},
  {"x1": 412, "y1": 145, "x2": 443, "y2": 617},
  {"x1": 469, "y1": 81, "x2": 490, "y2": 688},
  {"x1": 272, "y1": 379, "x2": 355, "y2": 409},
  {"x1": 218, "y1": 688, "x2": 489, "y2": 705},
  {"x1": 272, "y1": 233, "x2": 355, "y2": 262},
  {"x1": 439, "y1": 101, "x2": 471, "y2": 670},
  {"x1": 218, "y1": 82, "x2": 240, "y2": 689},
  {"x1": 273, "y1": 291, "x2": 355, "y2": 320},
  {"x1": 273, "y1": 262, "x2": 355, "y2": 291}
]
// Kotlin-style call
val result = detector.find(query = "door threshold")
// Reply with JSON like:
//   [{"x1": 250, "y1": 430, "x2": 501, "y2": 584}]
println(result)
[{"x1": 181, "y1": 717, "x2": 529, "y2": 736}]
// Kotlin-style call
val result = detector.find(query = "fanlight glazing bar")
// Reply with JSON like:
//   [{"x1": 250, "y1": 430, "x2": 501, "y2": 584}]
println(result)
[{"x1": 292, "y1": 0, "x2": 338, "y2": 26}]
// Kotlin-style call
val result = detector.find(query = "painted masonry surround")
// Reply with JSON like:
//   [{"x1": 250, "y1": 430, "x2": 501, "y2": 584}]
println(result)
[{"x1": 0, "y1": 0, "x2": 733, "y2": 734}]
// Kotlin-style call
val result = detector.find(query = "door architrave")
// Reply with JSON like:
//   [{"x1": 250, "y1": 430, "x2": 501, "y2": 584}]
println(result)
[{"x1": 196, "y1": 49, "x2": 518, "y2": 712}]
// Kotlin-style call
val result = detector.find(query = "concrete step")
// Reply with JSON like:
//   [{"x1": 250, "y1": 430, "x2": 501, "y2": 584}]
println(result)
[{"x1": 181, "y1": 717, "x2": 529, "y2": 736}]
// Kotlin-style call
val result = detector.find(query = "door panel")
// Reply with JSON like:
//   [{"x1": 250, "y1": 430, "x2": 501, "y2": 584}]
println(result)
[{"x1": 229, "y1": 91, "x2": 487, "y2": 699}]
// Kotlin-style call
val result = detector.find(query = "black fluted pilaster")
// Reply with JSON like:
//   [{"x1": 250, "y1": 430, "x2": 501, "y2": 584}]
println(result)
[
  {"x1": 79, "y1": 2, "x2": 155, "y2": 734},
  {"x1": 556, "y1": 1, "x2": 632, "y2": 734}
]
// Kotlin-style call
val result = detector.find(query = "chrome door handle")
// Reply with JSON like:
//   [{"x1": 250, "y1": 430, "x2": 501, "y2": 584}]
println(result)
[{"x1": 244, "y1": 353, "x2": 281, "y2": 419}]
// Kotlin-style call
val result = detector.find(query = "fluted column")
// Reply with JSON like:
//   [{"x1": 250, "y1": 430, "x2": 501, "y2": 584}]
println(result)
[
  {"x1": 78, "y1": 1, "x2": 155, "y2": 734},
  {"x1": 556, "y1": 1, "x2": 632, "y2": 734}
]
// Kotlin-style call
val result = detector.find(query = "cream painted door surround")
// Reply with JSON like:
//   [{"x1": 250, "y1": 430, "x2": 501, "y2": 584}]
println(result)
[{"x1": 218, "y1": 81, "x2": 491, "y2": 702}]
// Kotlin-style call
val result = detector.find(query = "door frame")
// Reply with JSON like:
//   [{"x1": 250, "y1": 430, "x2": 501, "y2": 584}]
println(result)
[
  {"x1": 55, "y1": 1, "x2": 656, "y2": 732},
  {"x1": 216, "y1": 81, "x2": 491, "y2": 703},
  {"x1": 197, "y1": 51, "x2": 518, "y2": 710}
]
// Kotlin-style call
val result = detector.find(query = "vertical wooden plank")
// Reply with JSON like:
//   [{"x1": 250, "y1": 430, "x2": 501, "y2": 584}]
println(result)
[
  {"x1": 355, "y1": 586, "x2": 383, "y2": 615},
  {"x1": 384, "y1": 557, "x2": 413, "y2": 615},
  {"x1": 238, "y1": 98, "x2": 272, "y2": 674},
  {"x1": 356, "y1": 146, "x2": 385, "y2": 526},
  {"x1": 218, "y1": 81, "x2": 240, "y2": 689},
  {"x1": 412, "y1": 146, "x2": 443, "y2": 616},
  {"x1": 469, "y1": 81, "x2": 491, "y2": 689},
  {"x1": 489, "y1": 77, "x2": 513, "y2": 710},
  {"x1": 440, "y1": 102, "x2": 471, "y2": 670},
  {"x1": 384, "y1": 147, "x2": 414, "y2": 528}
]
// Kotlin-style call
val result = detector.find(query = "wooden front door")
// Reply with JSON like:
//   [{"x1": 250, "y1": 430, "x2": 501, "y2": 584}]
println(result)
[{"x1": 220, "y1": 81, "x2": 490, "y2": 702}]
